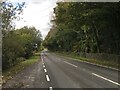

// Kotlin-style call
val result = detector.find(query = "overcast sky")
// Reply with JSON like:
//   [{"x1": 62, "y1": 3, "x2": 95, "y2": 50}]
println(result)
[
  {"x1": 8, "y1": 0, "x2": 58, "y2": 39},
  {"x1": 7, "y1": 0, "x2": 116, "y2": 39}
]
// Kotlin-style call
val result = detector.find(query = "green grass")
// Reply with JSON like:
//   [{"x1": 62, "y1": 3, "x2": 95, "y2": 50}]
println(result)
[
  {"x1": 2, "y1": 54, "x2": 40, "y2": 84},
  {"x1": 56, "y1": 52, "x2": 119, "y2": 70},
  {"x1": 34, "y1": 52, "x2": 40, "y2": 56}
]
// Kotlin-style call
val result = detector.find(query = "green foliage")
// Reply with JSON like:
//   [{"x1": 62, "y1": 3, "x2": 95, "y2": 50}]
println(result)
[
  {"x1": 57, "y1": 52, "x2": 119, "y2": 69},
  {"x1": 44, "y1": 2, "x2": 120, "y2": 55},
  {"x1": 3, "y1": 54, "x2": 39, "y2": 84},
  {"x1": 2, "y1": 1, "x2": 42, "y2": 70},
  {"x1": 1, "y1": 1, "x2": 25, "y2": 30},
  {"x1": 15, "y1": 26, "x2": 42, "y2": 58},
  {"x1": 2, "y1": 26, "x2": 42, "y2": 70}
]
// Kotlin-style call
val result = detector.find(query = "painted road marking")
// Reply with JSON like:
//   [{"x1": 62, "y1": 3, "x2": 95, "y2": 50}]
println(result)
[
  {"x1": 49, "y1": 87, "x2": 53, "y2": 90},
  {"x1": 64, "y1": 61, "x2": 78, "y2": 68},
  {"x1": 44, "y1": 69, "x2": 47, "y2": 72},
  {"x1": 41, "y1": 56, "x2": 45, "y2": 65},
  {"x1": 41, "y1": 55, "x2": 44, "y2": 63},
  {"x1": 43, "y1": 65, "x2": 45, "y2": 68},
  {"x1": 92, "y1": 73, "x2": 120, "y2": 86},
  {"x1": 65, "y1": 57, "x2": 119, "y2": 71},
  {"x1": 46, "y1": 75, "x2": 50, "y2": 81},
  {"x1": 41, "y1": 56, "x2": 43, "y2": 62}
]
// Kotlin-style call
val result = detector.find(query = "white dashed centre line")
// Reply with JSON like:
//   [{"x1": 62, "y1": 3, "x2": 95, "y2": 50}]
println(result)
[
  {"x1": 92, "y1": 73, "x2": 120, "y2": 86},
  {"x1": 41, "y1": 56, "x2": 43, "y2": 62},
  {"x1": 46, "y1": 75, "x2": 50, "y2": 81},
  {"x1": 43, "y1": 65, "x2": 45, "y2": 68},
  {"x1": 49, "y1": 87, "x2": 53, "y2": 90},
  {"x1": 44, "y1": 69, "x2": 47, "y2": 72},
  {"x1": 64, "y1": 61, "x2": 78, "y2": 68}
]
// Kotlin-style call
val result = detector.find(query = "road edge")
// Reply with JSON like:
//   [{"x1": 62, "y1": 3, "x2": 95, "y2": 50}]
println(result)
[{"x1": 54, "y1": 53, "x2": 120, "y2": 72}]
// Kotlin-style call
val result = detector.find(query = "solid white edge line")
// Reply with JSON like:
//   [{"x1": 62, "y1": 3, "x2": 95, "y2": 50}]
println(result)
[
  {"x1": 92, "y1": 73, "x2": 120, "y2": 86},
  {"x1": 46, "y1": 75, "x2": 50, "y2": 81},
  {"x1": 44, "y1": 69, "x2": 47, "y2": 72},
  {"x1": 64, "y1": 61, "x2": 78, "y2": 68},
  {"x1": 49, "y1": 87, "x2": 53, "y2": 90}
]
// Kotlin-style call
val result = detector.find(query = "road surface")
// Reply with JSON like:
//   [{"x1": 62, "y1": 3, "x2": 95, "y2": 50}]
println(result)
[
  {"x1": 41, "y1": 52, "x2": 119, "y2": 89},
  {"x1": 3, "y1": 52, "x2": 120, "y2": 89}
]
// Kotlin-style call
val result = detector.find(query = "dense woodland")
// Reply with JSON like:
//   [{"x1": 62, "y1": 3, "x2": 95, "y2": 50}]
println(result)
[
  {"x1": 1, "y1": 2, "x2": 120, "y2": 70},
  {"x1": 1, "y1": 2, "x2": 42, "y2": 70},
  {"x1": 43, "y1": 2, "x2": 120, "y2": 55}
]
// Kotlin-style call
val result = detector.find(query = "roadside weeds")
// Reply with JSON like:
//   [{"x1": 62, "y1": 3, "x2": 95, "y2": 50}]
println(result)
[
  {"x1": 2, "y1": 53, "x2": 40, "y2": 85},
  {"x1": 55, "y1": 52, "x2": 119, "y2": 71}
]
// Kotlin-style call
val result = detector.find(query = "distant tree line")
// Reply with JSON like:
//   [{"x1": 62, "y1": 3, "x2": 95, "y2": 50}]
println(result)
[
  {"x1": 43, "y1": 2, "x2": 120, "y2": 55},
  {"x1": 1, "y1": 1, "x2": 42, "y2": 70}
]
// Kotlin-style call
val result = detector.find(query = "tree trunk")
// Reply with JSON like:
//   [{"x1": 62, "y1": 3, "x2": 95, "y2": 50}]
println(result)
[{"x1": 91, "y1": 20, "x2": 101, "y2": 53}]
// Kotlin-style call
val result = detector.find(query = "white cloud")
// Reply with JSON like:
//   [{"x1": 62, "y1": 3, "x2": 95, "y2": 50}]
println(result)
[{"x1": 9, "y1": 0, "x2": 57, "y2": 39}]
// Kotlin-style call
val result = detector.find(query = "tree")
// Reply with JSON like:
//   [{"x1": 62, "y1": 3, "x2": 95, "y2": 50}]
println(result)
[
  {"x1": 1, "y1": 1, "x2": 42, "y2": 70},
  {"x1": 44, "y1": 2, "x2": 120, "y2": 55},
  {"x1": 1, "y1": 1, "x2": 25, "y2": 30}
]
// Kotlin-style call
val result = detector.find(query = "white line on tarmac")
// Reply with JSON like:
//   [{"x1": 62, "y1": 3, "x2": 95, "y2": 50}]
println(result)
[
  {"x1": 43, "y1": 65, "x2": 45, "y2": 68},
  {"x1": 65, "y1": 57, "x2": 119, "y2": 71},
  {"x1": 46, "y1": 75, "x2": 50, "y2": 81},
  {"x1": 64, "y1": 61, "x2": 78, "y2": 68},
  {"x1": 44, "y1": 69, "x2": 47, "y2": 72},
  {"x1": 41, "y1": 56, "x2": 44, "y2": 62},
  {"x1": 92, "y1": 73, "x2": 120, "y2": 86},
  {"x1": 49, "y1": 87, "x2": 53, "y2": 90}
]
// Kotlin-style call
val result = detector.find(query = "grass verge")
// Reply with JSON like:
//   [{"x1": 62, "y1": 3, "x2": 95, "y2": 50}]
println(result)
[
  {"x1": 2, "y1": 53, "x2": 40, "y2": 84},
  {"x1": 55, "y1": 52, "x2": 119, "y2": 70}
]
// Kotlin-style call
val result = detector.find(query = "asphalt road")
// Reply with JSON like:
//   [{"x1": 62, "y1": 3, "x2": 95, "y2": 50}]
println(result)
[
  {"x1": 3, "y1": 52, "x2": 120, "y2": 89},
  {"x1": 41, "y1": 52, "x2": 120, "y2": 89},
  {"x1": 3, "y1": 59, "x2": 50, "y2": 88}
]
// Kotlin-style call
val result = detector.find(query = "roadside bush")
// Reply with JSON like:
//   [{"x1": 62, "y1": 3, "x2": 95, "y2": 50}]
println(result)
[{"x1": 2, "y1": 26, "x2": 42, "y2": 70}]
